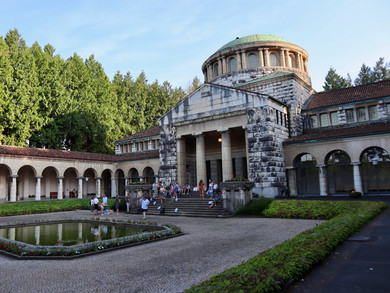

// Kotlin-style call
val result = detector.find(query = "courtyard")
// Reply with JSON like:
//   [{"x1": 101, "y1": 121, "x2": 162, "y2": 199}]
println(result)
[{"x1": 0, "y1": 211, "x2": 322, "y2": 293}]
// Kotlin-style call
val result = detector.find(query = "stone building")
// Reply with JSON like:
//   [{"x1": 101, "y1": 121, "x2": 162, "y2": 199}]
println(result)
[{"x1": 1, "y1": 34, "x2": 389, "y2": 202}]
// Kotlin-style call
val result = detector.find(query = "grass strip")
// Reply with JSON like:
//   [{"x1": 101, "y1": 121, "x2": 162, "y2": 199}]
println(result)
[{"x1": 186, "y1": 200, "x2": 386, "y2": 292}]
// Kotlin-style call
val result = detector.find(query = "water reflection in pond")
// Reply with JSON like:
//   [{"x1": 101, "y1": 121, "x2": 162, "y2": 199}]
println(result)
[{"x1": 0, "y1": 222, "x2": 160, "y2": 246}]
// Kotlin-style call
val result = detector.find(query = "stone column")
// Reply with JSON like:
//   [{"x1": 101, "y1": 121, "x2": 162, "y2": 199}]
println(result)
[
  {"x1": 316, "y1": 164, "x2": 328, "y2": 196},
  {"x1": 217, "y1": 58, "x2": 222, "y2": 76},
  {"x1": 177, "y1": 137, "x2": 186, "y2": 185},
  {"x1": 280, "y1": 49, "x2": 286, "y2": 67},
  {"x1": 221, "y1": 130, "x2": 233, "y2": 181},
  {"x1": 207, "y1": 65, "x2": 212, "y2": 82},
  {"x1": 351, "y1": 162, "x2": 363, "y2": 194},
  {"x1": 236, "y1": 52, "x2": 242, "y2": 70},
  {"x1": 57, "y1": 176, "x2": 64, "y2": 200},
  {"x1": 111, "y1": 177, "x2": 117, "y2": 197},
  {"x1": 258, "y1": 49, "x2": 264, "y2": 67},
  {"x1": 296, "y1": 53, "x2": 301, "y2": 70},
  {"x1": 96, "y1": 177, "x2": 102, "y2": 197},
  {"x1": 35, "y1": 175, "x2": 43, "y2": 201},
  {"x1": 285, "y1": 50, "x2": 290, "y2": 67},
  {"x1": 196, "y1": 134, "x2": 207, "y2": 184},
  {"x1": 264, "y1": 49, "x2": 270, "y2": 66},
  {"x1": 77, "y1": 177, "x2": 83, "y2": 199},
  {"x1": 241, "y1": 51, "x2": 248, "y2": 69},
  {"x1": 221, "y1": 58, "x2": 226, "y2": 74},
  {"x1": 244, "y1": 127, "x2": 249, "y2": 178},
  {"x1": 10, "y1": 175, "x2": 18, "y2": 202}
]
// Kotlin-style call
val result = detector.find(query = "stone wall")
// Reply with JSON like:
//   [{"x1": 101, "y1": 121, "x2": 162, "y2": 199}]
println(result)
[{"x1": 158, "y1": 124, "x2": 177, "y2": 184}]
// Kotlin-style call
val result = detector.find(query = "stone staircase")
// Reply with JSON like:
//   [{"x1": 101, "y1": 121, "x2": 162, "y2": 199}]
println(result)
[{"x1": 131, "y1": 191, "x2": 231, "y2": 218}]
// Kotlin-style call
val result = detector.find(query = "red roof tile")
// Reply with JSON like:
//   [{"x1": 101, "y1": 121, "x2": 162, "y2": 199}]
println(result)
[
  {"x1": 116, "y1": 125, "x2": 160, "y2": 143},
  {"x1": 284, "y1": 122, "x2": 390, "y2": 144},
  {"x1": 0, "y1": 145, "x2": 159, "y2": 162},
  {"x1": 305, "y1": 80, "x2": 390, "y2": 110}
]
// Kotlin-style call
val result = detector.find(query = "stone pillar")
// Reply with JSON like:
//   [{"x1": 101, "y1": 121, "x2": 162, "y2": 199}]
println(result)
[
  {"x1": 111, "y1": 177, "x2": 117, "y2": 197},
  {"x1": 351, "y1": 162, "x2": 363, "y2": 194},
  {"x1": 207, "y1": 65, "x2": 212, "y2": 82},
  {"x1": 236, "y1": 52, "x2": 242, "y2": 70},
  {"x1": 221, "y1": 130, "x2": 233, "y2": 181},
  {"x1": 241, "y1": 51, "x2": 248, "y2": 69},
  {"x1": 10, "y1": 175, "x2": 18, "y2": 202},
  {"x1": 280, "y1": 49, "x2": 286, "y2": 67},
  {"x1": 258, "y1": 49, "x2": 264, "y2": 67},
  {"x1": 285, "y1": 50, "x2": 290, "y2": 67},
  {"x1": 177, "y1": 137, "x2": 186, "y2": 185},
  {"x1": 96, "y1": 177, "x2": 102, "y2": 197},
  {"x1": 35, "y1": 175, "x2": 43, "y2": 201},
  {"x1": 221, "y1": 58, "x2": 227, "y2": 74},
  {"x1": 264, "y1": 49, "x2": 270, "y2": 66},
  {"x1": 57, "y1": 176, "x2": 64, "y2": 200},
  {"x1": 244, "y1": 127, "x2": 249, "y2": 178},
  {"x1": 77, "y1": 177, "x2": 83, "y2": 199},
  {"x1": 217, "y1": 58, "x2": 222, "y2": 76},
  {"x1": 196, "y1": 134, "x2": 207, "y2": 184},
  {"x1": 316, "y1": 164, "x2": 328, "y2": 196},
  {"x1": 296, "y1": 53, "x2": 301, "y2": 70}
]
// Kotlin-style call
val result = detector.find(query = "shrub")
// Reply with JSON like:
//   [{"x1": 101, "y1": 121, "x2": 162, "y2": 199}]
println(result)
[
  {"x1": 234, "y1": 197, "x2": 273, "y2": 216},
  {"x1": 186, "y1": 200, "x2": 386, "y2": 292}
]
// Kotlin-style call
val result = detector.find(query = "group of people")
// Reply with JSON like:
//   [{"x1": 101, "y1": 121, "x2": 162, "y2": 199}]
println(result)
[
  {"x1": 198, "y1": 178, "x2": 222, "y2": 208},
  {"x1": 90, "y1": 194, "x2": 120, "y2": 215},
  {"x1": 156, "y1": 181, "x2": 191, "y2": 203}
]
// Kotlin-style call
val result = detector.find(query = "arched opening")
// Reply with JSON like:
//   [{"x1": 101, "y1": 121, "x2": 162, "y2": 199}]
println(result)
[
  {"x1": 294, "y1": 153, "x2": 319, "y2": 195},
  {"x1": 248, "y1": 53, "x2": 258, "y2": 69},
  {"x1": 143, "y1": 167, "x2": 155, "y2": 184},
  {"x1": 325, "y1": 150, "x2": 353, "y2": 194},
  {"x1": 64, "y1": 168, "x2": 78, "y2": 198},
  {"x1": 269, "y1": 53, "x2": 278, "y2": 66},
  {"x1": 129, "y1": 168, "x2": 140, "y2": 183},
  {"x1": 102, "y1": 169, "x2": 112, "y2": 197},
  {"x1": 0, "y1": 164, "x2": 11, "y2": 201},
  {"x1": 228, "y1": 57, "x2": 237, "y2": 72},
  {"x1": 213, "y1": 63, "x2": 219, "y2": 77},
  {"x1": 17, "y1": 165, "x2": 37, "y2": 200},
  {"x1": 84, "y1": 168, "x2": 97, "y2": 197},
  {"x1": 42, "y1": 167, "x2": 59, "y2": 198},
  {"x1": 288, "y1": 54, "x2": 295, "y2": 68},
  {"x1": 115, "y1": 169, "x2": 125, "y2": 196},
  {"x1": 360, "y1": 147, "x2": 390, "y2": 194}
]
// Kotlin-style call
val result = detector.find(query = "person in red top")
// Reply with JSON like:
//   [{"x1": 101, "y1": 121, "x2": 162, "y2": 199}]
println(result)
[{"x1": 198, "y1": 179, "x2": 205, "y2": 199}]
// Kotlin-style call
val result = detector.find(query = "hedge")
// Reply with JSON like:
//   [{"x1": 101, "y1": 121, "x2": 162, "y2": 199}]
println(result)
[{"x1": 186, "y1": 200, "x2": 386, "y2": 292}]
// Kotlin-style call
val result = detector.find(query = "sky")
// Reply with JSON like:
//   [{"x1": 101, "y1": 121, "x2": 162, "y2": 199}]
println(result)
[{"x1": 1, "y1": 0, "x2": 390, "y2": 92}]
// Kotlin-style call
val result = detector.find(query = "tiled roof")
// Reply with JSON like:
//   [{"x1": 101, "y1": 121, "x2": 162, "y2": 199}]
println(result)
[
  {"x1": 116, "y1": 125, "x2": 160, "y2": 143},
  {"x1": 304, "y1": 80, "x2": 390, "y2": 110},
  {"x1": 0, "y1": 145, "x2": 159, "y2": 162},
  {"x1": 284, "y1": 122, "x2": 390, "y2": 144}
]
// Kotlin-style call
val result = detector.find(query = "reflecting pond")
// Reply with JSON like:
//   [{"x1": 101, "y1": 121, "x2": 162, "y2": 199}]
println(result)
[{"x1": 0, "y1": 221, "x2": 162, "y2": 246}]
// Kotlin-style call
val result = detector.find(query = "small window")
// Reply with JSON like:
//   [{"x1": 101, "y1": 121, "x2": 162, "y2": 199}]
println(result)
[
  {"x1": 229, "y1": 57, "x2": 237, "y2": 72},
  {"x1": 368, "y1": 105, "x2": 378, "y2": 120},
  {"x1": 213, "y1": 63, "x2": 219, "y2": 77},
  {"x1": 330, "y1": 112, "x2": 338, "y2": 125},
  {"x1": 346, "y1": 109, "x2": 354, "y2": 123},
  {"x1": 270, "y1": 53, "x2": 278, "y2": 66},
  {"x1": 310, "y1": 115, "x2": 318, "y2": 128},
  {"x1": 248, "y1": 54, "x2": 258, "y2": 69},
  {"x1": 320, "y1": 113, "x2": 329, "y2": 127},
  {"x1": 357, "y1": 107, "x2": 366, "y2": 122}
]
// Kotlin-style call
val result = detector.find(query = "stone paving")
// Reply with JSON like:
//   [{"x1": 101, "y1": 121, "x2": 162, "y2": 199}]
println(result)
[{"x1": 0, "y1": 211, "x2": 323, "y2": 293}]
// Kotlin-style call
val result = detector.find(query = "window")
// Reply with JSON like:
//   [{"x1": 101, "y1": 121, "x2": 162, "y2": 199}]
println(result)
[
  {"x1": 310, "y1": 115, "x2": 318, "y2": 128},
  {"x1": 320, "y1": 113, "x2": 329, "y2": 127},
  {"x1": 346, "y1": 109, "x2": 354, "y2": 123},
  {"x1": 368, "y1": 105, "x2": 378, "y2": 120},
  {"x1": 213, "y1": 63, "x2": 219, "y2": 77},
  {"x1": 269, "y1": 53, "x2": 278, "y2": 66},
  {"x1": 330, "y1": 111, "x2": 338, "y2": 125},
  {"x1": 288, "y1": 54, "x2": 295, "y2": 68},
  {"x1": 229, "y1": 57, "x2": 237, "y2": 72},
  {"x1": 248, "y1": 54, "x2": 258, "y2": 69},
  {"x1": 357, "y1": 107, "x2": 366, "y2": 122}
]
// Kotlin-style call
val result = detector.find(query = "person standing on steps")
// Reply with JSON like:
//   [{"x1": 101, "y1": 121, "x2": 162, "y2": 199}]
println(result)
[
  {"x1": 140, "y1": 195, "x2": 150, "y2": 220},
  {"x1": 199, "y1": 179, "x2": 205, "y2": 199}
]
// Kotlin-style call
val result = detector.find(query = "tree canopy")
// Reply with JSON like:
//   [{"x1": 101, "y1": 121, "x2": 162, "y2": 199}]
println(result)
[
  {"x1": 0, "y1": 29, "x2": 196, "y2": 153},
  {"x1": 323, "y1": 58, "x2": 390, "y2": 92}
]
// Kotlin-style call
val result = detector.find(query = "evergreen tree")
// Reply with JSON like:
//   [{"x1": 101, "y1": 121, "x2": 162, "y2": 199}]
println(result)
[
  {"x1": 354, "y1": 63, "x2": 374, "y2": 85},
  {"x1": 323, "y1": 67, "x2": 352, "y2": 91}
]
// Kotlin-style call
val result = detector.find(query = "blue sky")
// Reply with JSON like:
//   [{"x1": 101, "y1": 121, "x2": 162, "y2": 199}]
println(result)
[{"x1": 1, "y1": 0, "x2": 390, "y2": 92}]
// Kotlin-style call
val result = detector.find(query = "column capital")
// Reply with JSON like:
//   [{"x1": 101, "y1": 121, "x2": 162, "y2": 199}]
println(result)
[
  {"x1": 10, "y1": 174, "x2": 19, "y2": 179},
  {"x1": 96, "y1": 177, "x2": 102, "y2": 180},
  {"x1": 351, "y1": 162, "x2": 361, "y2": 166},
  {"x1": 57, "y1": 176, "x2": 65, "y2": 179},
  {"x1": 194, "y1": 132, "x2": 203, "y2": 137},
  {"x1": 217, "y1": 128, "x2": 229, "y2": 133},
  {"x1": 316, "y1": 164, "x2": 326, "y2": 168},
  {"x1": 77, "y1": 176, "x2": 84, "y2": 180},
  {"x1": 36, "y1": 175, "x2": 43, "y2": 179}
]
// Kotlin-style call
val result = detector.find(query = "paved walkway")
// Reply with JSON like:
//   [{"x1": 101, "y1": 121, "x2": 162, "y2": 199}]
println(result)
[
  {"x1": 0, "y1": 211, "x2": 322, "y2": 293},
  {"x1": 286, "y1": 198, "x2": 390, "y2": 293}
]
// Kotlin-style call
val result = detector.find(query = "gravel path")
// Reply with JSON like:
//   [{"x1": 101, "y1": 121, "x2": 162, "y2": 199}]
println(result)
[{"x1": 0, "y1": 211, "x2": 323, "y2": 293}]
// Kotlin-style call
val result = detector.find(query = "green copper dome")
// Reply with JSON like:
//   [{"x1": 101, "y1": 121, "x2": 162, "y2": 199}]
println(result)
[{"x1": 216, "y1": 34, "x2": 292, "y2": 53}]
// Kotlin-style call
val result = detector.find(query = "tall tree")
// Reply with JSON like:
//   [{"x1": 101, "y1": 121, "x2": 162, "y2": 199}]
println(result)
[
  {"x1": 323, "y1": 67, "x2": 352, "y2": 92},
  {"x1": 354, "y1": 63, "x2": 374, "y2": 85}
]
